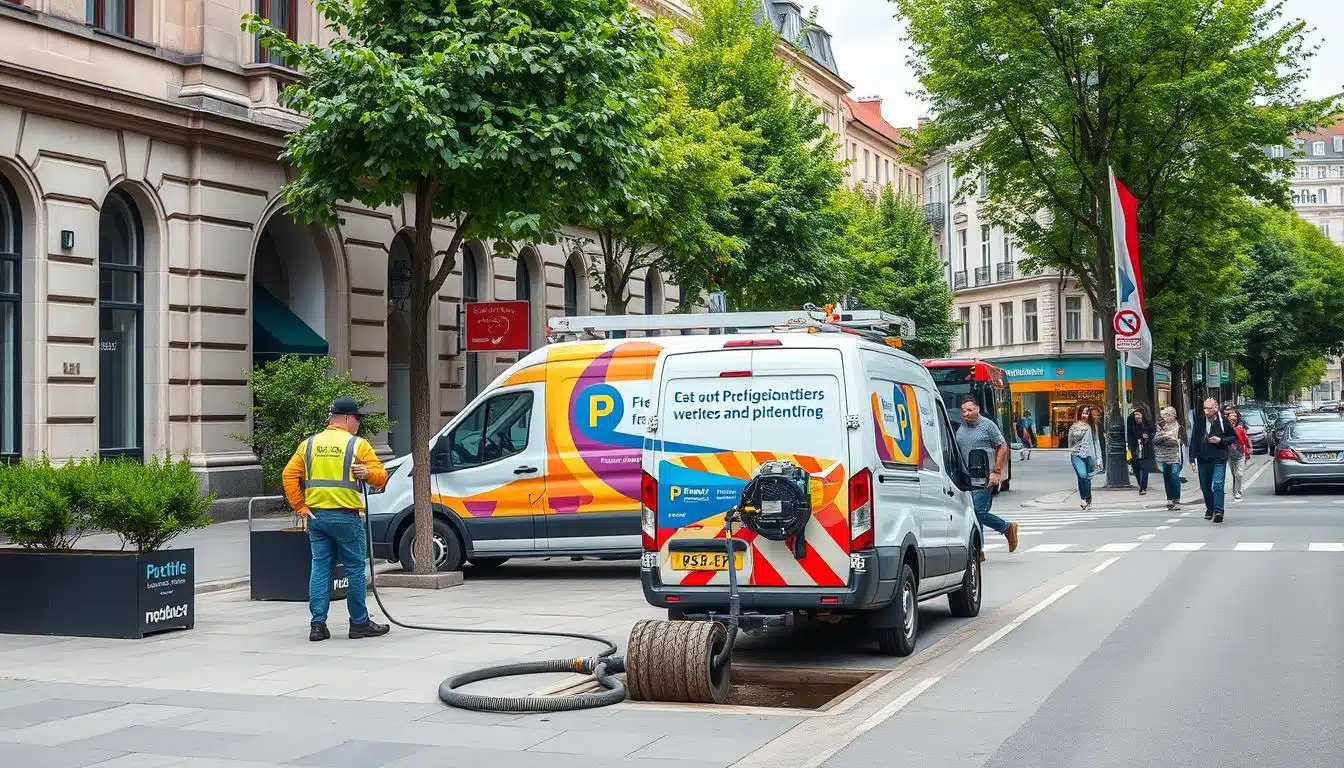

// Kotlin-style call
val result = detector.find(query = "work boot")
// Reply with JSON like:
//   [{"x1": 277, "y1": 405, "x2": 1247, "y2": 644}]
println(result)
[
  {"x1": 309, "y1": 622, "x2": 330, "y2": 642},
  {"x1": 1204, "y1": 511, "x2": 1214, "y2": 520},
  {"x1": 1213, "y1": 512, "x2": 1224, "y2": 523},
  {"x1": 350, "y1": 619, "x2": 390, "y2": 639},
  {"x1": 1006, "y1": 522, "x2": 1019, "y2": 553}
]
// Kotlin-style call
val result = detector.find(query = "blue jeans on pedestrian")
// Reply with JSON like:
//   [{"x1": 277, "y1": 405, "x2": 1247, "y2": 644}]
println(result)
[
  {"x1": 1197, "y1": 460, "x2": 1227, "y2": 515},
  {"x1": 1160, "y1": 462, "x2": 1182, "y2": 503},
  {"x1": 309, "y1": 510, "x2": 369, "y2": 626},
  {"x1": 971, "y1": 489, "x2": 1009, "y2": 535},
  {"x1": 1071, "y1": 455, "x2": 1095, "y2": 502},
  {"x1": 1130, "y1": 459, "x2": 1149, "y2": 492}
]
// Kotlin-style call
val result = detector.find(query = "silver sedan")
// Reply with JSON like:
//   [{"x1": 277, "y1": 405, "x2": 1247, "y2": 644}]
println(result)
[{"x1": 1273, "y1": 416, "x2": 1344, "y2": 494}]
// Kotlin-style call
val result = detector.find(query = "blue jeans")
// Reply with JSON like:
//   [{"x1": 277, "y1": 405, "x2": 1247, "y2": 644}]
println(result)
[
  {"x1": 1160, "y1": 462, "x2": 1182, "y2": 503},
  {"x1": 1071, "y1": 455, "x2": 1095, "y2": 501},
  {"x1": 1197, "y1": 460, "x2": 1227, "y2": 515},
  {"x1": 1130, "y1": 459, "x2": 1149, "y2": 492},
  {"x1": 309, "y1": 510, "x2": 369, "y2": 625},
  {"x1": 971, "y1": 489, "x2": 1009, "y2": 535}
]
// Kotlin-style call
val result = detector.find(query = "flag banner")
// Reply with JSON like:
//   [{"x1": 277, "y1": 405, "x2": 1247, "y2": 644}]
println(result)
[{"x1": 1109, "y1": 167, "x2": 1152, "y2": 368}]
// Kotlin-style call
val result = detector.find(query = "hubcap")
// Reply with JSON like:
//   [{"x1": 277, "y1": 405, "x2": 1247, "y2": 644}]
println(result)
[
  {"x1": 431, "y1": 534, "x2": 447, "y2": 568},
  {"x1": 970, "y1": 557, "x2": 980, "y2": 606},
  {"x1": 902, "y1": 577, "x2": 915, "y2": 637}
]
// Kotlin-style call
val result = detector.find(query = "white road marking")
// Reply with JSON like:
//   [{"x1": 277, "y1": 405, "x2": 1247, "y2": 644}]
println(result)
[
  {"x1": 854, "y1": 677, "x2": 943, "y2": 735},
  {"x1": 984, "y1": 543, "x2": 1005, "y2": 551},
  {"x1": 1165, "y1": 542, "x2": 1206, "y2": 551},
  {"x1": 1099, "y1": 543, "x2": 1140, "y2": 552},
  {"x1": 1025, "y1": 544, "x2": 1071, "y2": 553},
  {"x1": 1308, "y1": 542, "x2": 1344, "y2": 552},
  {"x1": 1235, "y1": 542, "x2": 1273, "y2": 551},
  {"x1": 1166, "y1": 518, "x2": 1181, "y2": 523},
  {"x1": 1243, "y1": 458, "x2": 1274, "y2": 489},
  {"x1": 1137, "y1": 533, "x2": 1155, "y2": 540},
  {"x1": 1092, "y1": 556, "x2": 1121, "y2": 573},
  {"x1": 970, "y1": 585, "x2": 1077, "y2": 654}
]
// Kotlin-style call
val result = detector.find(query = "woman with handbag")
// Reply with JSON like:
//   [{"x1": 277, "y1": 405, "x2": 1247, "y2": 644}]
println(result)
[
  {"x1": 1068, "y1": 405, "x2": 1103, "y2": 510},
  {"x1": 1126, "y1": 407, "x2": 1156, "y2": 495},
  {"x1": 1224, "y1": 405, "x2": 1251, "y2": 501},
  {"x1": 1153, "y1": 406, "x2": 1186, "y2": 510}
]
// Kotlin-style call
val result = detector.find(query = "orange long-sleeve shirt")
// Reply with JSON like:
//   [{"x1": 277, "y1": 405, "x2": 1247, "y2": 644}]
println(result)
[{"x1": 282, "y1": 427, "x2": 389, "y2": 515}]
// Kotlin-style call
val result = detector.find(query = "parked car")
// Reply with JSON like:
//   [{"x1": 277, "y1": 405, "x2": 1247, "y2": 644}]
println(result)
[
  {"x1": 1238, "y1": 408, "x2": 1271, "y2": 454},
  {"x1": 1268, "y1": 409, "x2": 1299, "y2": 448},
  {"x1": 1274, "y1": 416, "x2": 1344, "y2": 494}
]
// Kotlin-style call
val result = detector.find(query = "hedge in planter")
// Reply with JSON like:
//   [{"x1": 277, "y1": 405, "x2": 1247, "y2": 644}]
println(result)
[{"x1": 0, "y1": 455, "x2": 214, "y2": 639}]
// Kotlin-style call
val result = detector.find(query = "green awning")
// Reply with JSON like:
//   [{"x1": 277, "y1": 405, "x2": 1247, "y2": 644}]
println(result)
[{"x1": 253, "y1": 286, "x2": 328, "y2": 359}]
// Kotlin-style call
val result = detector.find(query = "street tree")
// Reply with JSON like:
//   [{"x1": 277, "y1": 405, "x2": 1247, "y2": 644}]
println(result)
[
  {"x1": 675, "y1": 0, "x2": 848, "y2": 310},
  {"x1": 835, "y1": 186, "x2": 956, "y2": 357},
  {"x1": 897, "y1": 0, "x2": 1335, "y2": 452},
  {"x1": 244, "y1": 0, "x2": 666, "y2": 574},
  {"x1": 571, "y1": 53, "x2": 749, "y2": 315}
]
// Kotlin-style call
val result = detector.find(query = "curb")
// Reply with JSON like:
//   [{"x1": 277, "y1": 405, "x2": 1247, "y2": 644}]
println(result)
[{"x1": 195, "y1": 562, "x2": 403, "y2": 596}]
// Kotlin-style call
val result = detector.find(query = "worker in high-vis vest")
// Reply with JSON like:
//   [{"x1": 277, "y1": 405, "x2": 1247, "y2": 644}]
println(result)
[{"x1": 282, "y1": 396, "x2": 390, "y2": 641}]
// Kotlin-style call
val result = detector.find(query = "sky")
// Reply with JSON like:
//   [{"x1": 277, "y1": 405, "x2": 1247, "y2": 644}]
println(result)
[{"x1": 807, "y1": 0, "x2": 1344, "y2": 129}]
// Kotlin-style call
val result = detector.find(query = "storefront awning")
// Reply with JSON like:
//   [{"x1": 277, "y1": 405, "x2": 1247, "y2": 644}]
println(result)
[{"x1": 253, "y1": 286, "x2": 328, "y2": 359}]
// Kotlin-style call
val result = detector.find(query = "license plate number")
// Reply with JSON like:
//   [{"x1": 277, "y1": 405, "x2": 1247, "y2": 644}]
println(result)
[
  {"x1": 671, "y1": 552, "x2": 744, "y2": 571},
  {"x1": 1308, "y1": 452, "x2": 1340, "y2": 461}
]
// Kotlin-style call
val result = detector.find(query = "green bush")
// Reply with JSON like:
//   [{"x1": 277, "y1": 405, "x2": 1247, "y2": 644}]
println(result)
[
  {"x1": 0, "y1": 456, "x2": 98, "y2": 549},
  {"x1": 88, "y1": 455, "x2": 215, "y2": 552},
  {"x1": 231, "y1": 354, "x2": 390, "y2": 490}
]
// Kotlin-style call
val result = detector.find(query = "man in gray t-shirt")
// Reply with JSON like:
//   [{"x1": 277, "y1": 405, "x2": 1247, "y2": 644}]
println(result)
[{"x1": 954, "y1": 397, "x2": 1019, "y2": 555}]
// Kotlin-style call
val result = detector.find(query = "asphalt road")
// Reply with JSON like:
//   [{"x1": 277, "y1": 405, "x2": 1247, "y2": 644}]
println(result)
[{"x1": 809, "y1": 450, "x2": 1344, "y2": 768}]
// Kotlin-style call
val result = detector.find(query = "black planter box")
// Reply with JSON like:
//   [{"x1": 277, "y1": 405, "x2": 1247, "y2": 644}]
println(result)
[
  {"x1": 0, "y1": 548, "x2": 195, "y2": 639},
  {"x1": 249, "y1": 529, "x2": 348, "y2": 602}
]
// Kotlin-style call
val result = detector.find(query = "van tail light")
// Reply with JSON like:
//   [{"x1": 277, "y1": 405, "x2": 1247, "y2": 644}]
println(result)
[
  {"x1": 1277, "y1": 448, "x2": 1299, "y2": 461},
  {"x1": 641, "y1": 470, "x2": 658, "y2": 551},
  {"x1": 849, "y1": 468, "x2": 874, "y2": 551},
  {"x1": 723, "y1": 339, "x2": 782, "y2": 348}
]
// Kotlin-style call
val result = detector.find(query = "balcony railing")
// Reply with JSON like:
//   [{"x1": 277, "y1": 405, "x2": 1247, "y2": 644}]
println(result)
[
  {"x1": 953, "y1": 270, "x2": 968, "y2": 289},
  {"x1": 996, "y1": 262, "x2": 1015, "y2": 281},
  {"x1": 922, "y1": 202, "x2": 945, "y2": 230},
  {"x1": 974, "y1": 266, "x2": 990, "y2": 285}
]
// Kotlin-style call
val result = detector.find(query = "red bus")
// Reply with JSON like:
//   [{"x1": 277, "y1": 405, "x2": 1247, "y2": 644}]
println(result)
[{"x1": 923, "y1": 359, "x2": 1018, "y2": 491}]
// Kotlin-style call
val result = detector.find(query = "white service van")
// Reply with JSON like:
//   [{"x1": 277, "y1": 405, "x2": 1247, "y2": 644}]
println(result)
[{"x1": 635, "y1": 309, "x2": 989, "y2": 656}]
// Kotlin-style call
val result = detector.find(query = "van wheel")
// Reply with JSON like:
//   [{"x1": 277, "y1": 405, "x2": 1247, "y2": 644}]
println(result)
[
  {"x1": 397, "y1": 519, "x2": 465, "y2": 572},
  {"x1": 948, "y1": 545, "x2": 982, "y2": 618},
  {"x1": 875, "y1": 563, "x2": 918, "y2": 657},
  {"x1": 468, "y1": 557, "x2": 509, "y2": 568}
]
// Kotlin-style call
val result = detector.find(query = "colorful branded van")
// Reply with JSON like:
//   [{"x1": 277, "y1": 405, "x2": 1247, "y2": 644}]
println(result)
[
  {"x1": 638, "y1": 332, "x2": 987, "y2": 656},
  {"x1": 368, "y1": 339, "x2": 678, "y2": 571}
]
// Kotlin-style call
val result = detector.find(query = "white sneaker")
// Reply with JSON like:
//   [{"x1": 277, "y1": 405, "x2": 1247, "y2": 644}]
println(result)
[{"x1": 1234, "y1": 493, "x2": 1243, "y2": 501}]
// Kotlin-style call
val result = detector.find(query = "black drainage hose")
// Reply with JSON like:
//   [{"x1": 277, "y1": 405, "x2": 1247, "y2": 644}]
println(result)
[{"x1": 359, "y1": 488, "x2": 626, "y2": 713}]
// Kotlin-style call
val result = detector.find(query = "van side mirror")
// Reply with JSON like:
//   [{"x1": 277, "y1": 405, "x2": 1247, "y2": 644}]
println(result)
[
  {"x1": 966, "y1": 448, "x2": 991, "y2": 488},
  {"x1": 430, "y1": 438, "x2": 451, "y2": 473}
]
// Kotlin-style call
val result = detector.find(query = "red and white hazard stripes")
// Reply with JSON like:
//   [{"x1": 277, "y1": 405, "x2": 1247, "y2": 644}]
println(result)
[{"x1": 656, "y1": 452, "x2": 851, "y2": 588}]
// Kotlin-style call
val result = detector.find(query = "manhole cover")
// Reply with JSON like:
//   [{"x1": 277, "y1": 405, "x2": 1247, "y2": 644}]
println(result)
[{"x1": 549, "y1": 664, "x2": 883, "y2": 711}]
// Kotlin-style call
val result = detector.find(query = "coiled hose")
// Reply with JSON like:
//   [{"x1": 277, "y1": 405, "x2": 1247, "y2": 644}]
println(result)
[{"x1": 359, "y1": 487, "x2": 626, "y2": 713}]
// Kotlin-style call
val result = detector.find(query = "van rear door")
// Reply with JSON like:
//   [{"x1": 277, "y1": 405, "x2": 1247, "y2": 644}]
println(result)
[{"x1": 653, "y1": 343, "x2": 852, "y2": 589}]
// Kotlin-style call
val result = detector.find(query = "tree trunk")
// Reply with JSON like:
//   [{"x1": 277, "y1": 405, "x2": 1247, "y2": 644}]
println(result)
[
  {"x1": 407, "y1": 183, "x2": 438, "y2": 575},
  {"x1": 1249, "y1": 366, "x2": 1271, "y2": 401},
  {"x1": 1131, "y1": 365, "x2": 1152, "y2": 413},
  {"x1": 1169, "y1": 357, "x2": 1187, "y2": 439}
]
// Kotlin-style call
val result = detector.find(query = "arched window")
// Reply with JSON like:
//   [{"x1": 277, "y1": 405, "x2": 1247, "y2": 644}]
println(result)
[
  {"x1": 644, "y1": 269, "x2": 662, "y2": 337},
  {"x1": 98, "y1": 189, "x2": 144, "y2": 461},
  {"x1": 563, "y1": 260, "x2": 579, "y2": 317},
  {"x1": 515, "y1": 257, "x2": 531, "y2": 304},
  {"x1": 462, "y1": 249, "x2": 480, "y2": 404},
  {"x1": 0, "y1": 177, "x2": 20, "y2": 463}
]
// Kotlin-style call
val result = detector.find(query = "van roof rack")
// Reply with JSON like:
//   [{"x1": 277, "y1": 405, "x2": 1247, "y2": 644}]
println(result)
[{"x1": 546, "y1": 303, "x2": 916, "y2": 344}]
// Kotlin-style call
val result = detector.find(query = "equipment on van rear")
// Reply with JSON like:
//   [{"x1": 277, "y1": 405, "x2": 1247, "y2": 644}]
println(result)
[{"x1": 738, "y1": 460, "x2": 813, "y2": 559}]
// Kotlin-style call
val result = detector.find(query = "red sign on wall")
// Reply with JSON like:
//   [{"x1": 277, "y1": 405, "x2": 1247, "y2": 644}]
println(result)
[{"x1": 465, "y1": 301, "x2": 530, "y2": 352}]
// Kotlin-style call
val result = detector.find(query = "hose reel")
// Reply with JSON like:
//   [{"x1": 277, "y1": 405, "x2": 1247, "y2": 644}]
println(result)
[{"x1": 739, "y1": 460, "x2": 814, "y2": 560}]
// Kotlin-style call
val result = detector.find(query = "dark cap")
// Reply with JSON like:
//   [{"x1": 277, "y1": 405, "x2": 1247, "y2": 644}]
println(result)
[{"x1": 330, "y1": 396, "x2": 365, "y2": 417}]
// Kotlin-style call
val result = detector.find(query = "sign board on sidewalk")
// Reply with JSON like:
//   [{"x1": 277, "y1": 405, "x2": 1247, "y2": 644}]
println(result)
[{"x1": 465, "y1": 301, "x2": 530, "y2": 352}]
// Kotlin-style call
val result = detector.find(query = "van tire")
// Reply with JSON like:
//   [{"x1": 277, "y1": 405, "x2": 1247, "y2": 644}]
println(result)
[
  {"x1": 875, "y1": 563, "x2": 918, "y2": 657},
  {"x1": 948, "y1": 544, "x2": 982, "y2": 618},
  {"x1": 397, "y1": 518, "x2": 465, "y2": 572},
  {"x1": 468, "y1": 557, "x2": 509, "y2": 569}
]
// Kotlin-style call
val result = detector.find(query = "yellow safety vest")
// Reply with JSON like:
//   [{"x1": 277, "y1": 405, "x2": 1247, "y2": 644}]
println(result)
[{"x1": 302, "y1": 428, "x2": 365, "y2": 511}]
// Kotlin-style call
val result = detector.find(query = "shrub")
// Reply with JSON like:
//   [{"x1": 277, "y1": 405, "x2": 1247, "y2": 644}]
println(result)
[
  {"x1": 231, "y1": 354, "x2": 390, "y2": 490},
  {"x1": 0, "y1": 456, "x2": 98, "y2": 549},
  {"x1": 88, "y1": 455, "x2": 215, "y2": 552}
]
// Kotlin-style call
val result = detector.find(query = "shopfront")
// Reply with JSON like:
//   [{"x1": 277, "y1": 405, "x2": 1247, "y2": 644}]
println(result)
[{"x1": 996, "y1": 358, "x2": 1171, "y2": 448}]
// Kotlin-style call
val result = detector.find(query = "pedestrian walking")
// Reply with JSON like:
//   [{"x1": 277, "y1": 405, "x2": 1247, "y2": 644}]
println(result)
[
  {"x1": 282, "y1": 396, "x2": 391, "y2": 641},
  {"x1": 1126, "y1": 407, "x2": 1155, "y2": 496},
  {"x1": 1067, "y1": 405, "x2": 1103, "y2": 509},
  {"x1": 1188, "y1": 397, "x2": 1238, "y2": 523},
  {"x1": 1224, "y1": 405, "x2": 1251, "y2": 501},
  {"x1": 1016, "y1": 411, "x2": 1035, "y2": 460},
  {"x1": 954, "y1": 396, "x2": 1020, "y2": 558},
  {"x1": 1152, "y1": 406, "x2": 1187, "y2": 510}
]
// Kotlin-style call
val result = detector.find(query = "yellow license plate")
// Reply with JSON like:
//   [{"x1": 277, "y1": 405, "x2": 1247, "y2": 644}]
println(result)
[{"x1": 671, "y1": 551, "x2": 744, "y2": 571}]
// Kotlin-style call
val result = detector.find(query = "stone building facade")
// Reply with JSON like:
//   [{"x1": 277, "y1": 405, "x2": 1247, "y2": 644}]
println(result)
[{"x1": 0, "y1": 1, "x2": 677, "y2": 510}]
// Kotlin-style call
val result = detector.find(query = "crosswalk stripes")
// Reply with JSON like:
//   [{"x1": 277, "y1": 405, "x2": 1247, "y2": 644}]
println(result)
[
  {"x1": 980, "y1": 542, "x2": 1342, "y2": 554},
  {"x1": 1004, "y1": 507, "x2": 1134, "y2": 533}
]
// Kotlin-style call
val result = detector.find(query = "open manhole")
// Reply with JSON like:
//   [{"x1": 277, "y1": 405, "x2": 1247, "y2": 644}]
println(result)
[{"x1": 549, "y1": 665, "x2": 884, "y2": 711}]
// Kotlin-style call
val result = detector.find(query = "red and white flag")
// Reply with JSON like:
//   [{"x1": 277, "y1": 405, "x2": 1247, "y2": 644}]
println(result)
[{"x1": 1109, "y1": 167, "x2": 1152, "y2": 369}]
